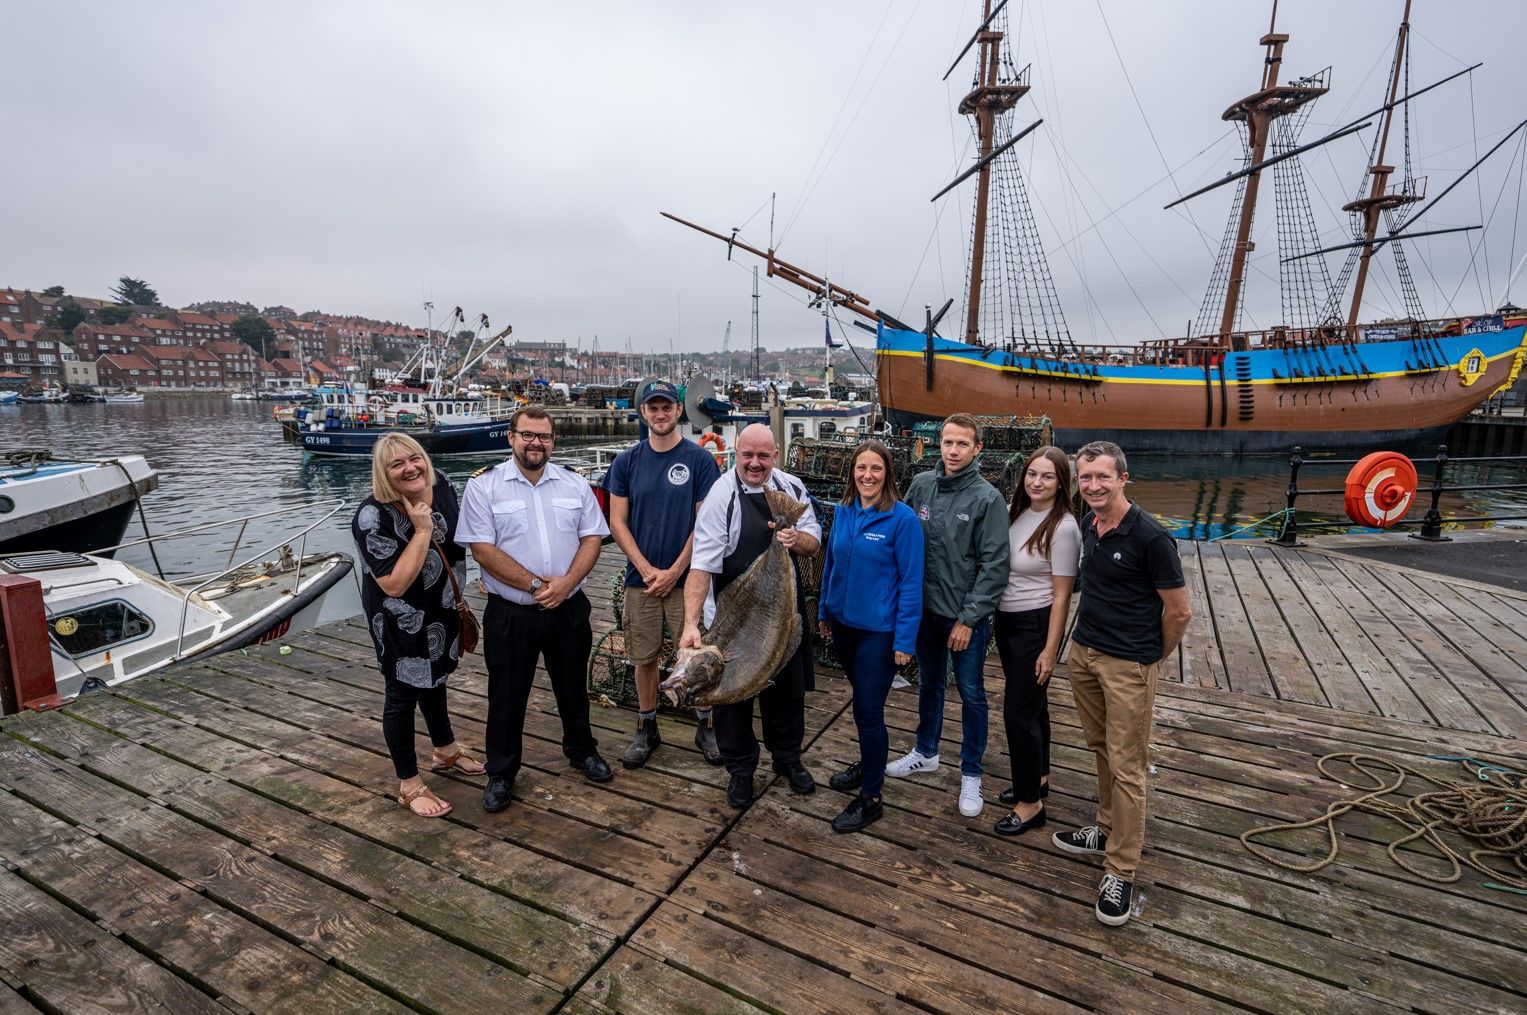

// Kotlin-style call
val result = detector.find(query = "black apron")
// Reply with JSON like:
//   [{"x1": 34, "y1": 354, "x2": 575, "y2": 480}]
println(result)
[{"x1": 716, "y1": 473, "x2": 815, "y2": 696}]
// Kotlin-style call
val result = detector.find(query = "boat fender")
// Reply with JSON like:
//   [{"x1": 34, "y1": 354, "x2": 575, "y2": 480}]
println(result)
[{"x1": 1343, "y1": 452, "x2": 1418, "y2": 528}]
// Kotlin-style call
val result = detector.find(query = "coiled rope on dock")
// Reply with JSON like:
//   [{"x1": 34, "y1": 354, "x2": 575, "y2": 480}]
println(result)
[{"x1": 1240, "y1": 753, "x2": 1527, "y2": 892}]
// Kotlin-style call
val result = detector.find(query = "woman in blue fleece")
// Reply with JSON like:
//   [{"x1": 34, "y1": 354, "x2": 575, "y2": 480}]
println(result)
[{"x1": 817, "y1": 440, "x2": 924, "y2": 833}]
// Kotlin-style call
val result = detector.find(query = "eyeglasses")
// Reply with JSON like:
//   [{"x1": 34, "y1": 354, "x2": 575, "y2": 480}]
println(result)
[{"x1": 512, "y1": 430, "x2": 554, "y2": 445}]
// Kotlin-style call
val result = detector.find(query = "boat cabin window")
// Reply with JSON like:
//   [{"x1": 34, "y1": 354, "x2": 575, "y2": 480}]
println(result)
[
  {"x1": 790, "y1": 423, "x2": 806, "y2": 438},
  {"x1": 819, "y1": 422, "x2": 837, "y2": 436},
  {"x1": 49, "y1": 600, "x2": 154, "y2": 657}
]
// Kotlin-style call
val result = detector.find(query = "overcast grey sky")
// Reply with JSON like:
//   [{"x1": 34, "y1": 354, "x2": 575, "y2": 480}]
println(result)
[{"x1": 5, "y1": 1, "x2": 1523, "y2": 352}]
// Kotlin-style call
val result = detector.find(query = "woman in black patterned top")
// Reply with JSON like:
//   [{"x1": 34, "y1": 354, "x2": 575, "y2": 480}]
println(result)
[{"x1": 353, "y1": 433, "x2": 484, "y2": 818}]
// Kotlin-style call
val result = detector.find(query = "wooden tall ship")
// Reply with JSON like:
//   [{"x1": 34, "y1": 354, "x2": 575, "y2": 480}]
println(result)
[{"x1": 668, "y1": 1, "x2": 1527, "y2": 454}]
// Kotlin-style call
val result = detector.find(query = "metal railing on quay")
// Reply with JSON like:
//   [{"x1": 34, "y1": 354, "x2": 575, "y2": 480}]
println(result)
[{"x1": 1272, "y1": 444, "x2": 1527, "y2": 545}]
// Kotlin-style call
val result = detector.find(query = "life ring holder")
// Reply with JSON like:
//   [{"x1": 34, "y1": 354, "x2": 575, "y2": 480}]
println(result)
[
  {"x1": 1343, "y1": 451, "x2": 1418, "y2": 528},
  {"x1": 698, "y1": 431, "x2": 727, "y2": 469}
]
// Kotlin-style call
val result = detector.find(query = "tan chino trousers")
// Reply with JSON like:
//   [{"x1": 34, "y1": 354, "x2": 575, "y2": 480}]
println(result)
[{"x1": 1068, "y1": 643, "x2": 1158, "y2": 880}]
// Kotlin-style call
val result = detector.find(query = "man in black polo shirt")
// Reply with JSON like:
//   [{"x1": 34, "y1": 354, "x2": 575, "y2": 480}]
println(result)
[{"x1": 1052, "y1": 440, "x2": 1190, "y2": 927}]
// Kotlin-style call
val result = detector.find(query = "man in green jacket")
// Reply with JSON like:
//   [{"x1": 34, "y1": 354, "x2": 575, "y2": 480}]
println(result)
[{"x1": 886, "y1": 413, "x2": 1010, "y2": 818}]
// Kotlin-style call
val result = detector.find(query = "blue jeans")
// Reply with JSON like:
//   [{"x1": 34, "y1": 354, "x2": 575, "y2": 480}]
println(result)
[
  {"x1": 831, "y1": 621, "x2": 897, "y2": 799},
  {"x1": 914, "y1": 612, "x2": 991, "y2": 776}
]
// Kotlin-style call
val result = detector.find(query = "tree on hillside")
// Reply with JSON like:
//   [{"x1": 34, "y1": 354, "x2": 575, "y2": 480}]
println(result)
[
  {"x1": 48, "y1": 297, "x2": 85, "y2": 334},
  {"x1": 98, "y1": 305, "x2": 133, "y2": 325},
  {"x1": 42, "y1": 285, "x2": 65, "y2": 297},
  {"x1": 232, "y1": 314, "x2": 276, "y2": 361},
  {"x1": 111, "y1": 276, "x2": 160, "y2": 306}
]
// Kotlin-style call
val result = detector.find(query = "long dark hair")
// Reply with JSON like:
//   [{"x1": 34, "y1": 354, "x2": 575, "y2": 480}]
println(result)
[
  {"x1": 839, "y1": 440, "x2": 900, "y2": 511},
  {"x1": 1008, "y1": 445, "x2": 1075, "y2": 558}
]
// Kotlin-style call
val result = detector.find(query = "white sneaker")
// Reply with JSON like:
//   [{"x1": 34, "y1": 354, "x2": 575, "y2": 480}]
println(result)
[
  {"x1": 959, "y1": 775, "x2": 984, "y2": 817},
  {"x1": 885, "y1": 749, "x2": 940, "y2": 778}
]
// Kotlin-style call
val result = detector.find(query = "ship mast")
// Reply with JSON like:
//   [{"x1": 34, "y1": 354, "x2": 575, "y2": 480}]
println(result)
[
  {"x1": 960, "y1": 0, "x2": 1030, "y2": 346},
  {"x1": 1215, "y1": 2, "x2": 1328, "y2": 345},
  {"x1": 1343, "y1": 0, "x2": 1419, "y2": 329}
]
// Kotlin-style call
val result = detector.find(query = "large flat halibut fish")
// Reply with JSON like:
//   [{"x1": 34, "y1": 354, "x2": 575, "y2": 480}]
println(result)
[{"x1": 660, "y1": 488, "x2": 806, "y2": 708}]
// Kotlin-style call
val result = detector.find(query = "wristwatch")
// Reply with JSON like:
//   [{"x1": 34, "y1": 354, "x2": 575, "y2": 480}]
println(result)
[{"x1": 529, "y1": 578, "x2": 543, "y2": 594}]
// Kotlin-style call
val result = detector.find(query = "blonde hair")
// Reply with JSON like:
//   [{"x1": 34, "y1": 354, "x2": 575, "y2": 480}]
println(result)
[{"x1": 371, "y1": 432, "x2": 435, "y2": 503}]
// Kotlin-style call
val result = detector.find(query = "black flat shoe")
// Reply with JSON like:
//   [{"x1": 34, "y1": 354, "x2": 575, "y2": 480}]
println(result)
[
  {"x1": 994, "y1": 807, "x2": 1046, "y2": 836},
  {"x1": 828, "y1": 761, "x2": 863, "y2": 791},
  {"x1": 482, "y1": 776, "x2": 513, "y2": 813},
  {"x1": 831, "y1": 794, "x2": 883, "y2": 833},
  {"x1": 999, "y1": 783, "x2": 1050, "y2": 806},
  {"x1": 727, "y1": 771, "x2": 754, "y2": 809},
  {"x1": 576, "y1": 753, "x2": 614, "y2": 783},
  {"x1": 773, "y1": 760, "x2": 816, "y2": 795}
]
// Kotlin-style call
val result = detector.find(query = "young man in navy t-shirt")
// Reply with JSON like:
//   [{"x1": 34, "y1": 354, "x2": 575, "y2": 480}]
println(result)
[{"x1": 607, "y1": 380, "x2": 722, "y2": 767}]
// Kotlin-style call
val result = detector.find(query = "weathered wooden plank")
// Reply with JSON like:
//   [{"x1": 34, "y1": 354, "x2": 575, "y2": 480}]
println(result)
[
  {"x1": 0, "y1": 867, "x2": 223, "y2": 1015},
  {"x1": 574, "y1": 944, "x2": 773, "y2": 1015},
  {"x1": 1177, "y1": 542, "x2": 1229, "y2": 689},
  {"x1": 59, "y1": 689, "x2": 689, "y2": 900},
  {"x1": 1391, "y1": 570, "x2": 1527, "y2": 718},
  {"x1": 1273, "y1": 549, "x2": 1438, "y2": 724},
  {"x1": 1221, "y1": 543, "x2": 1328, "y2": 705},
  {"x1": 1195, "y1": 543, "x2": 1278, "y2": 697},
  {"x1": 10, "y1": 708, "x2": 612, "y2": 988},
  {"x1": 0, "y1": 729, "x2": 561, "y2": 1012},
  {"x1": 629, "y1": 905, "x2": 931, "y2": 1014},
  {"x1": 1358, "y1": 566, "x2": 1527, "y2": 739},
  {"x1": 120, "y1": 675, "x2": 719, "y2": 865},
  {"x1": 766, "y1": 793, "x2": 1371, "y2": 1013},
  {"x1": 0, "y1": 787, "x2": 406, "y2": 1014},
  {"x1": 1248, "y1": 545, "x2": 1380, "y2": 714},
  {"x1": 0, "y1": 983, "x2": 39, "y2": 1015},
  {"x1": 706, "y1": 817, "x2": 1233, "y2": 1013},
  {"x1": 673, "y1": 848, "x2": 1086, "y2": 1014}
]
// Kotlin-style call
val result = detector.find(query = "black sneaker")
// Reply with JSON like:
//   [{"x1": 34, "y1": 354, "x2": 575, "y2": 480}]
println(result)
[
  {"x1": 726, "y1": 771, "x2": 754, "y2": 809},
  {"x1": 1095, "y1": 873, "x2": 1133, "y2": 926},
  {"x1": 828, "y1": 761, "x2": 863, "y2": 791},
  {"x1": 694, "y1": 718, "x2": 722, "y2": 765},
  {"x1": 620, "y1": 717, "x2": 660, "y2": 769},
  {"x1": 831, "y1": 794, "x2": 883, "y2": 833},
  {"x1": 1052, "y1": 825, "x2": 1107, "y2": 856}
]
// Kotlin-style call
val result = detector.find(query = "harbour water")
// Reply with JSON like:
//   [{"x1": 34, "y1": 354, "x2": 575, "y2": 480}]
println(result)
[{"x1": 6, "y1": 398, "x2": 1525, "y2": 623}]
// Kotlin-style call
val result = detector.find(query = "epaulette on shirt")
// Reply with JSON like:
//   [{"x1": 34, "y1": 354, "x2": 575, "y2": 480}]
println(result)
[{"x1": 471, "y1": 463, "x2": 494, "y2": 478}]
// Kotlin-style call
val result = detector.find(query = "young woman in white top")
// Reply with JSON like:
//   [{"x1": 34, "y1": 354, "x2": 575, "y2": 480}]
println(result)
[{"x1": 992, "y1": 446, "x2": 1081, "y2": 836}]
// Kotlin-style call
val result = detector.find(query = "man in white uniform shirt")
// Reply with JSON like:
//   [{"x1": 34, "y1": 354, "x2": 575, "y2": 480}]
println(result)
[
  {"x1": 456, "y1": 406, "x2": 613, "y2": 813},
  {"x1": 680, "y1": 423, "x2": 822, "y2": 809}
]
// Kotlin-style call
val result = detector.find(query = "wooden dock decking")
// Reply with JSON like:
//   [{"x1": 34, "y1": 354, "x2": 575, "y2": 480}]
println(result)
[{"x1": 1, "y1": 545, "x2": 1524, "y2": 1013}]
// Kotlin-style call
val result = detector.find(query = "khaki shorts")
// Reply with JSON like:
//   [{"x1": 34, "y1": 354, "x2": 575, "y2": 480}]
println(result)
[{"x1": 624, "y1": 585, "x2": 686, "y2": 664}]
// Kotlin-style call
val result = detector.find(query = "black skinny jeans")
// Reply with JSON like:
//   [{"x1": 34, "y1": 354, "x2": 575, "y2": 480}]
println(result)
[
  {"x1": 994, "y1": 605, "x2": 1052, "y2": 803},
  {"x1": 382, "y1": 675, "x2": 457, "y2": 780}
]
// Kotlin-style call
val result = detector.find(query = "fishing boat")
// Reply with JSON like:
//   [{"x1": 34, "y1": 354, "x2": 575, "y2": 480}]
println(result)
[
  {"x1": 0, "y1": 390, "x2": 17, "y2": 406},
  {"x1": 103, "y1": 390, "x2": 145, "y2": 404},
  {"x1": 0, "y1": 501, "x2": 353, "y2": 714},
  {"x1": 282, "y1": 312, "x2": 518, "y2": 457},
  {"x1": 17, "y1": 386, "x2": 66, "y2": 404},
  {"x1": 0, "y1": 452, "x2": 159, "y2": 557},
  {"x1": 668, "y1": 2, "x2": 1527, "y2": 454}
]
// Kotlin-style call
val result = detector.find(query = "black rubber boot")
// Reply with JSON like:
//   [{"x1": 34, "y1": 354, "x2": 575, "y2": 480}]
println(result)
[{"x1": 620, "y1": 716, "x2": 661, "y2": 769}]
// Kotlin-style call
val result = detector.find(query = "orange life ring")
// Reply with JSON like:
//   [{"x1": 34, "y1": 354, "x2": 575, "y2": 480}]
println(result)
[
  {"x1": 698, "y1": 431, "x2": 727, "y2": 468},
  {"x1": 1344, "y1": 451, "x2": 1418, "y2": 528}
]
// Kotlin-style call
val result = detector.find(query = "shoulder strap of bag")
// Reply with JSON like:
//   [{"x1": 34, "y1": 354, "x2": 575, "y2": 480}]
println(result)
[{"x1": 432, "y1": 539, "x2": 468, "y2": 610}]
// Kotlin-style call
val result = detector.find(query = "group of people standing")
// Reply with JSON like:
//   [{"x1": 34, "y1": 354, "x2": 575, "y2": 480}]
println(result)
[{"x1": 353, "y1": 388, "x2": 1189, "y2": 929}]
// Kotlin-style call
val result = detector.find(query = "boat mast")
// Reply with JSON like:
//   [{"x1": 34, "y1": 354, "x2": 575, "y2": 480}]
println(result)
[
  {"x1": 960, "y1": 0, "x2": 1029, "y2": 346},
  {"x1": 1216, "y1": 2, "x2": 1326, "y2": 345},
  {"x1": 1344, "y1": 0, "x2": 1418, "y2": 329}
]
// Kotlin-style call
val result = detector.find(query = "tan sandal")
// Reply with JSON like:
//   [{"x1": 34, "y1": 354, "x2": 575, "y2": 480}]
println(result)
[
  {"x1": 430, "y1": 747, "x2": 487, "y2": 776},
  {"x1": 399, "y1": 784, "x2": 453, "y2": 818}
]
